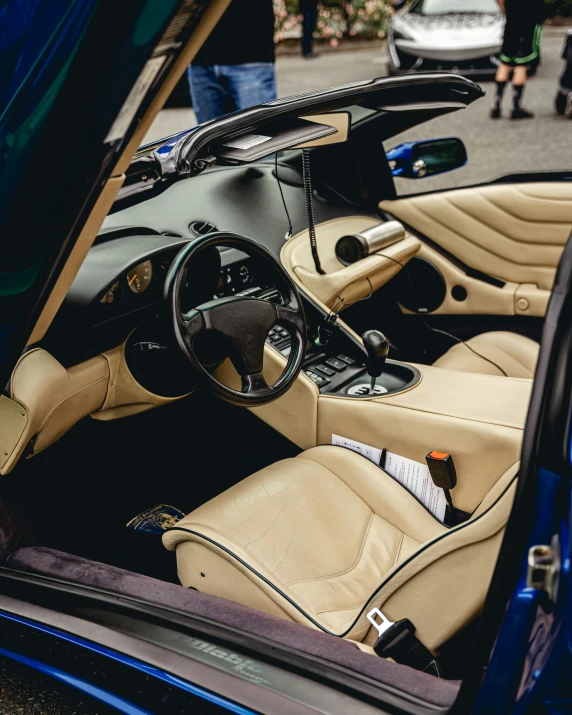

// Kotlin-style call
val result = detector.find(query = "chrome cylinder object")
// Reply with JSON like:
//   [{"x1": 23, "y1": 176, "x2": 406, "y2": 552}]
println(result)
[{"x1": 335, "y1": 220, "x2": 406, "y2": 265}]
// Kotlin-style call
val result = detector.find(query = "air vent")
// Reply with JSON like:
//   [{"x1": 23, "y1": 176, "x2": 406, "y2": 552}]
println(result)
[{"x1": 189, "y1": 220, "x2": 217, "y2": 237}]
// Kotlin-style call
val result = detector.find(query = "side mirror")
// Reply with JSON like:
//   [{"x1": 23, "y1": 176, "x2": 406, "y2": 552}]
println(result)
[
  {"x1": 392, "y1": 0, "x2": 407, "y2": 10},
  {"x1": 386, "y1": 137, "x2": 468, "y2": 179}
]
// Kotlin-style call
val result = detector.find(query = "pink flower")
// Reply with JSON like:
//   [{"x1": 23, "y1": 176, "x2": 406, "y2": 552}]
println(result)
[{"x1": 330, "y1": 37, "x2": 339, "y2": 46}]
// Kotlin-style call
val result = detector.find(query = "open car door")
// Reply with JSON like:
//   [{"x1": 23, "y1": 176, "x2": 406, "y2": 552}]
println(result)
[{"x1": 454, "y1": 233, "x2": 572, "y2": 714}]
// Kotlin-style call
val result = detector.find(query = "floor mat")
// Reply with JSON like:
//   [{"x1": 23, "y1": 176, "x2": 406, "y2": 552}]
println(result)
[
  {"x1": 11, "y1": 389, "x2": 300, "y2": 583},
  {"x1": 126, "y1": 504, "x2": 186, "y2": 534}
]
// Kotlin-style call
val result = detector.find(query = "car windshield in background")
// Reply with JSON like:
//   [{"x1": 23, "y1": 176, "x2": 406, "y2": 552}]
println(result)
[{"x1": 411, "y1": 0, "x2": 500, "y2": 14}]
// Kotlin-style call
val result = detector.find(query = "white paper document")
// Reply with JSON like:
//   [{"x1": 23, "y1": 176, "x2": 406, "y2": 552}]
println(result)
[
  {"x1": 331, "y1": 435, "x2": 447, "y2": 522},
  {"x1": 331, "y1": 434, "x2": 383, "y2": 465},
  {"x1": 223, "y1": 134, "x2": 271, "y2": 150},
  {"x1": 383, "y1": 451, "x2": 447, "y2": 522}
]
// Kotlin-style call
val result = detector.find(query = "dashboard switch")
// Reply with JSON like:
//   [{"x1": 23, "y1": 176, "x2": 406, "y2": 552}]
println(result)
[
  {"x1": 314, "y1": 364, "x2": 336, "y2": 377},
  {"x1": 326, "y1": 358, "x2": 347, "y2": 372},
  {"x1": 337, "y1": 354, "x2": 355, "y2": 365},
  {"x1": 305, "y1": 370, "x2": 330, "y2": 387}
]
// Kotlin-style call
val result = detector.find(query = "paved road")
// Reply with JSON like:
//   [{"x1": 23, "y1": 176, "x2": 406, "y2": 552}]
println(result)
[{"x1": 145, "y1": 32, "x2": 572, "y2": 195}]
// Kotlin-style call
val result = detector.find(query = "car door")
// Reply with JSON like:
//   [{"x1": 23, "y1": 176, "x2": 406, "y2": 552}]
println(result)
[
  {"x1": 380, "y1": 181, "x2": 572, "y2": 321},
  {"x1": 377, "y1": 79, "x2": 572, "y2": 344},
  {"x1": 450, "y1": 231, "x2": 572, "y2": 714}
]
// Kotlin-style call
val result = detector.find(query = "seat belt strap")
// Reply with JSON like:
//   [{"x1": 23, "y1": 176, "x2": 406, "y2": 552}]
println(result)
[{"x1": 367, "y1": 608, "x2": 442, "y2": 677}]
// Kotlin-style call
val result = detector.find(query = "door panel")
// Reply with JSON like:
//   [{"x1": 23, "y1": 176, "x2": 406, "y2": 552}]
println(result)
[{"x1": 380, "y1": 183, "x2": 572, "y2": 316}]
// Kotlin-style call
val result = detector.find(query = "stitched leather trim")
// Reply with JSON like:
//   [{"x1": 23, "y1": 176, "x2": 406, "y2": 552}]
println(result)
[
  {"x1": 166, "y1": 474, "x2": 518, "y2": 638},
  {"x1": 285, "y1": 511, "x2": 375, "y2": 586},
  {"x1": 38, "y1": 376, "x2": 108, "y2": 431},
  {"x1": 392, "y1": 531, "x2": 405, "y2": 568}
]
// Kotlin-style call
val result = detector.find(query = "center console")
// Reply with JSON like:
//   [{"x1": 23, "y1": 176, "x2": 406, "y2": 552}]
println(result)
[{"x1": 265, "y1": 323, "x2": 420, "y2": 398}]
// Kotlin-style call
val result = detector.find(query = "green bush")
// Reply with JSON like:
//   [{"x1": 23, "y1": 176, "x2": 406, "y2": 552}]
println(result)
[{"x1": 274, "y1": 0, "x2": 392, "y2": 44}]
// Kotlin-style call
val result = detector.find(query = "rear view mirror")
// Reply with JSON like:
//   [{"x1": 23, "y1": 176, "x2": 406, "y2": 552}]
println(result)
[{"x1": 386, "y1": 137, "x2": 468, "y2": 179}]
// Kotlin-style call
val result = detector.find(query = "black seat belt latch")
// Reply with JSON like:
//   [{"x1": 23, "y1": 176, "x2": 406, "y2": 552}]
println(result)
[
  {"x1": 367, "y1": 608, "x2": 442, "y2": 677},
  {"x1": 426, "y1": 451, "x2": 457, "y2": 518}
]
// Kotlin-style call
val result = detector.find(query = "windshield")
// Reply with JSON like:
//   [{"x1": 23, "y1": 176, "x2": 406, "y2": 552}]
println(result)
[{"x1": 410, "y1": 0, "x2": 500, "y2": 14}]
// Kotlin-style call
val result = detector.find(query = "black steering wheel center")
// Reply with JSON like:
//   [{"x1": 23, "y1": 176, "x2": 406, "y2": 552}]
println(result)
[{"x1": 164, "y1": 232, "x2": 307, "y2": 407}]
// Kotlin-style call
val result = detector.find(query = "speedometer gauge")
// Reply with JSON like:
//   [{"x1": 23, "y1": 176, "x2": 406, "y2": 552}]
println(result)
[
  {"x1": 127, "y1": 260, "x2": 153, "y2": 293},
  {"x1": 100, "y1": 280, "x2": 120, "y2": 305}
]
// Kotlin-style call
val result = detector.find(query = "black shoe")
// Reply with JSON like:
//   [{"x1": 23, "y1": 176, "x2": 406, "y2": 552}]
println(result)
[
  {"x1": 511, "y1": 107, "x2": 534, "y2": 120},
  {"x1": 303, "y1": 51, "x2": 319, "y2": 59},
  {"x1": 490, "y1": 106, "x2": 501, "y2": 119}
]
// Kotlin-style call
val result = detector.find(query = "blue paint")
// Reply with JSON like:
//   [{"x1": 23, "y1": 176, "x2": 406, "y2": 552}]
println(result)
[
  {"x1": 386, "y1": 137, "x2": 467, "y2": 178},
  {"x1": 0, "y1": 645, "x2": 153, "y2": 715},
  {"x1": 0, "y1": 610, "x2": 257, "y2": 715},
  {"x1": 143, "y1": 125, "x2": 200, "y2": 157},
  {"x1": 474, "y1": 462, "x2": 570, "y2": 714}
]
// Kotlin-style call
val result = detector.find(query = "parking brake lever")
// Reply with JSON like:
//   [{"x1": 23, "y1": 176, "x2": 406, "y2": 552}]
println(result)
[{"x1": 362, "y1": 330, "x2": 389, "y2": 393}]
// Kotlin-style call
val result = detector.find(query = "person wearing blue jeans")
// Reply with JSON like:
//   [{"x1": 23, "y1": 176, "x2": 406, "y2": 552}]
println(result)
[
  {"x1": 188, "y1": 63, "x2": 277, "y2": 125},
  {"x1": 188, "y1": 0, "x2": 277, "y2": 125}
]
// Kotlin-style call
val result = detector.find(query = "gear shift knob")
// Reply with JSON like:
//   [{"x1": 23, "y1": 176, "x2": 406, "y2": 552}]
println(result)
[{"x1": 362, "y1": 330, "x2": 389, "y2": 392}]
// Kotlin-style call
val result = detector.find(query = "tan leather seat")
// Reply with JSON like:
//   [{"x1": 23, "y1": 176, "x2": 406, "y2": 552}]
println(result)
[
  {"x1": 163, "y1": 446, "x2": 518, "y2": 652},
  {"x1": 432, "y1": 331, "x2": 539, "y2": 378}
]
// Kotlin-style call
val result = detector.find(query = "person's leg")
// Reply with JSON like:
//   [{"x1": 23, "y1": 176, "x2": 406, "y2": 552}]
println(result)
[
  {"x1": 301, "y1": 0, "x2": 318, "y2": 57},
  {"x1": 491, "y1": 62, "x2": 511, "y2": 118},
  {"x1": 224, "y1": 63, "x2": 278, "y2": 111},
  {"x1": 558, "y1": 32, "x2": 572, "y2": 116},
  {"x1": 511, "y1": 64, "x2": 527, "y2": 107},
  {"x1": 187, "y1": 64, "x2": 227, "y2": 124},
  {"x1": 510, "y1": 23, "x2": 542, "y2": 119}
]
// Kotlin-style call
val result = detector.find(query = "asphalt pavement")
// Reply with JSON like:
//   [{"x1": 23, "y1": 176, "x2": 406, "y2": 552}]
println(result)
[{"x1": 145, "y1": 31, "x2": 572, "y2": 195}]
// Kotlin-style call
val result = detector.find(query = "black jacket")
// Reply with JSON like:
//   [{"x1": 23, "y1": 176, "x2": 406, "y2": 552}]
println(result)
[{"x1": 192, "y1": 0, "x2": 275, "y2": 66}]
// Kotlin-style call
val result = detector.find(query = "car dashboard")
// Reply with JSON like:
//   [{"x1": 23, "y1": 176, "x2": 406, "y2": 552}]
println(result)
[
  {"x1": 44, "y1": 162, "x2": 368, "y2": 367},
  {"x1": 45, "y1": 229, "x2": 280, "y2": 363}
]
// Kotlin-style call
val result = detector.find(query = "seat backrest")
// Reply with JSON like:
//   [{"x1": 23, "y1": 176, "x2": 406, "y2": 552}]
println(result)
[{"x1": 358, "y1": 464, "x2": 519, "y2": 652}]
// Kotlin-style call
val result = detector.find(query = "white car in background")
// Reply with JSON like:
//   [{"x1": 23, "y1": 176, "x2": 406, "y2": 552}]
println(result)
[{"x1": 388, "y1": 0, "x2": 505, "y2": 77}]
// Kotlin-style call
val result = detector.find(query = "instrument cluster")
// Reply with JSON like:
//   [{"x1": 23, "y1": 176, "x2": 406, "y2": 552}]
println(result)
[
  {"x1": 96, "y1": 249, "x2": 276, "y2": 318},
  {"x1": 100, "y1": 259, "x2": 157, "y2": 307}
]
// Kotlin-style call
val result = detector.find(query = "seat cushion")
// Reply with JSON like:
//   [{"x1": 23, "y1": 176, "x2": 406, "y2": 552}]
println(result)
[
  {"x1": 164, "y1": 447, "x2": 445, "y2": 632},
  {"x1": 164, "y1": 446, "x2": 518, "y2": 646},
  {"x1": 432, "y1": 331, "x2": 539, "y2": 378}
]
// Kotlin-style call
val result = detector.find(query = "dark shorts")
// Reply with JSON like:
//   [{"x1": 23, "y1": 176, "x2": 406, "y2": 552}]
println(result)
[{"x1": 500, "y1": 23, "x2": 542, "y2": 67}]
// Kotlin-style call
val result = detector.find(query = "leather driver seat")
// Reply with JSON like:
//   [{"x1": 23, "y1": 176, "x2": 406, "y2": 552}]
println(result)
[
  {"x1": 432, "y1": 331, "x2": 539, "y2": 378},
  {"x1": 163, "y1": 446, "x2": 518, "y2": 653}
]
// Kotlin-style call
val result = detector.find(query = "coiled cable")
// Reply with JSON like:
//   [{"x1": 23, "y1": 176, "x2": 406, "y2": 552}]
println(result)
[{"x1": 302, "y1": 149, "x2": 325, "y2": 275}]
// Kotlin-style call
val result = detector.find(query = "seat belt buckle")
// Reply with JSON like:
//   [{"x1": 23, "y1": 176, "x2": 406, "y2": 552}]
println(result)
[
  {"x1": 367, "y1": 608, "x2": 442, "y2": 677},
  {"x1": 367, "y1": 608, "x2": 395, "y2": 640},
  {"x1": 425, "y1": 451, "x2": 457, "y2": 490},
  {"x1": 367, "y1": 608, "x2": 415, "y2": 655}
]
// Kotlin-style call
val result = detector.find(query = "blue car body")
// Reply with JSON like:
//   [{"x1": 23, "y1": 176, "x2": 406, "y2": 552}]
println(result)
[{"x1": 0, "y1": 1, "x2": 570, "y2": 713}]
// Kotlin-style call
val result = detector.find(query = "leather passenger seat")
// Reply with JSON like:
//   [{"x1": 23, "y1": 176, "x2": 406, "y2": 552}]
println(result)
[
  {"x1": 163, "y1": 446, "x2": 518, "y2": 654},
  {"x1": 432, "y1": 331, "x2": 539, "y2": 378}
]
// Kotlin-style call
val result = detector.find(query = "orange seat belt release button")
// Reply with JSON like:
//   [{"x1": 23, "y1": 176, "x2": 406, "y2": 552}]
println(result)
[{"x1": 425, "y1": 451, "x2": 457, "y2": 491}]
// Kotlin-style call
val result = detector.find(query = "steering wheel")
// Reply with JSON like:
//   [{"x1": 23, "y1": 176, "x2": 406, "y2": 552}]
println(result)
[{"x1": 165, "y1": 232, "x2": 307, "y2": 407}]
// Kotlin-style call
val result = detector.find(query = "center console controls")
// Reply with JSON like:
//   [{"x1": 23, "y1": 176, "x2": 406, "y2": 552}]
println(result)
[{"x1": 265, "y1": 325, "x2": 420, "y2": 398}]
